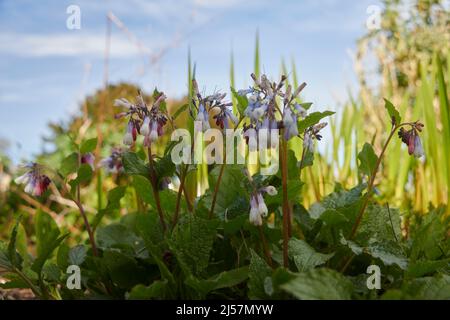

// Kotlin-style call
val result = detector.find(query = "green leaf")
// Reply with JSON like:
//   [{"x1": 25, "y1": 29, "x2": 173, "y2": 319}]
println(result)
[
  {"x1": 60, "y1": 152, "x2": 78, "y2": 176},
  {"x1": 0, "y1": 242, "x2": 14, "y2": 270},
  {"x1": 102, "y1": 250, "x2": 148, "y2": 289},
  {"x1": 56, "y1": 243, "x2": 70, "y2": 270},
  {"x1": 288, "y1": 238, "x2": 334, "y2": 272},
  {"x1": 122, "y1": 152, "x2": 149, "y2": 176},
  {"x1": 231, "y1": 87, "x2": 249, "y2": 117},
  {"x1": 340, "y1": 235, "x2": 408, "y2": 270},
  {"x1": 248, "y1": 249, "x2": 272, "y2": 300},
  {"x1": 43, "y1": 263, "x2": 61, "y2": 282},
  {"x1": 32, "y1": 233, "x2": 68, "y2": 276},
  {"x1": 34, "y1": 211, "x2": 60, "y2": 258},
  {"x1": 366, "y1": 240, "x2": 408, "y2": 270},
  {"x1": 77, "y1": 164, "x2": 93, "y2": 183},
  {"x1": 406, "y1": 259, "x2": 450, "y2": 278},
  {"x1": 185, "y1": 267, "x2": 249, "y2": 297},
  {"x1": 68, "y1": 245, "x2": 87, "y2": 266},
  {"x1": 319, "y1": 209, "x2": 349, "y2": 226},
  {"x1": 203, "y1": 164, "x2": 247, "y2": 218},
  {"x1": 410, "y1": 207, "x2": 448, "y2": 261},
  {"x1": 80, "y1": 138, "x2": 98, "y2": 154},
  {"x1": 300, "y1": 102, "x2": 313, "y2": 110},
  {"x1": 7, "y1": 216, "x2": 23, "y2": 269},
  {"x1": 127, "y1": 280, "x2": 169, "y2": 300},
  {"x1": 357, "y1": 204, "x2": 402, "y2": 244},
  {"x1": 358, "y1": 143, "x2": 378, "y2": 177},
  {"x1": 69, "y1": 164, "x2": 93, "y2": 191},
  {"x1": 172, "y1": 104, "x2": 188, "y2": 120},
  {"x1": 169, "y1": 217, "x2": 218, "y2": 276},
  {"x1": 96, "y1": 223, "x2": 144, "y2": 255},
  {"x1": 92, "y1": 186, "x2": 126, "y2": 230},
  {"x1": 137, "y1": 215, "x2": 175, "y2": 289},
  {"x1": 154, "y1": 154, "x2": 176, "y2": 180},
  {"x1": 132, "y1": 175, "x2": 153, "y2": 204},
  {"x1": 297, "y1": 111, "x2": 335, "y2": 132},
  {"x1": 282, "y1": 268, "x2": 353, "y2": 300},
  {"x1": 299, "y1": 150, "x2": 314, "y2": 169},
  {"x1": 400, "y1": 274, "x2": 450, "y2": 300},
  {"x1": 384, "y1": 98, "x2": 401, "y2": 125}
]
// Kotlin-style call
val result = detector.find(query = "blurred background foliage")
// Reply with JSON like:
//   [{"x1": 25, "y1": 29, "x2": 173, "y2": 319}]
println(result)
[
  {"x1": 0, "y1": 0, "x2": 449, "y2": 242},
  {"x1": 302, "y1": 0, "x2": 450, "y2": 212}
]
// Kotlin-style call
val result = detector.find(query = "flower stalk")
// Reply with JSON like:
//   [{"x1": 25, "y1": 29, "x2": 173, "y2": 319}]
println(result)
[
  {"x1": 349, "y1": 121, "x2": 424, "y2": 239},
  {"x1": 147, "y1": 146, "x2": 167, "y2": 232},
  {"x1": 280, "y1": 136, "x2": 291, "y2": 267}
]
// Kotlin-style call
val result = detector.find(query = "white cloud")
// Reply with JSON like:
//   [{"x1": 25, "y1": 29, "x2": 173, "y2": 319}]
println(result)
[{"x1": 0, "y1": 32, "x2": 144, "y2": 57}]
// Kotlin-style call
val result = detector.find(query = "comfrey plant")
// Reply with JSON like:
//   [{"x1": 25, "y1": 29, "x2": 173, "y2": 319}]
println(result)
[
  {"x1": 115, "y1": 90, "x2": 168, "y2": 147},
  {"x1": 115, "y1": 91, "x2": 172, "y2": 231},
  {"x1": 7, "y1": 73, "x2": 437, "y2": 301},
  {"x1": 237, "y1": 73, "x2": 331, "y2": 267}
]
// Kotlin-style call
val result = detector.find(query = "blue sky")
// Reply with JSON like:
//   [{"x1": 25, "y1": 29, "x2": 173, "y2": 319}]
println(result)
[{"x1": 0, "y1": 0, "x2": 381, "y2": 162}]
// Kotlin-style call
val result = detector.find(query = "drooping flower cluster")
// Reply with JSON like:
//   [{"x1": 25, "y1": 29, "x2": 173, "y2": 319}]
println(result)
[
  {"x1": 14, "y1": 162, "x2": 51, "y2": 196},
  {"x1": 398, "y1": 121, "x2": 425, "y2": 158},
  {"x1": 99, "y1": 148, "x2": 124, "y2": 174},
  {"x1": 115, "y1": 91, "x2": 168, "y2": 147},
  {"x1": 303, "y1": 122, "x2": 328, "y2": 153},
  {"x1": 249, "y1": 185, "x2": 278, "y2": 226},
  {"x1": 192, "y1": 79, "x2": 237, "y2": 132},
  {"x1": 239, "y1": 74, "x2": 310, "y2": 151}
]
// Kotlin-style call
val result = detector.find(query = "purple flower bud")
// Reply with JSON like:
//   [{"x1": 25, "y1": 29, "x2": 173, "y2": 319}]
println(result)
[
  {"x1": 140, "y1": 117, "x2": 150, "y2": 136},
  {"x1": 34, "y1": 175, "x2": 51, "y2": 196},
  {"x1": 303, "y1": 132, "x2": 314, "y2": 152},
  {"x1": 283, "y1": 108, "x2": 294, "y2": 127},
  {"x1": 294, "y1": 104, "x2": 307, "y2": 118},
  {"x1": 114, "y1": 98, "x2": 133, "y2": 109},
  {"x1": 238, "y1": 88, "x2": 254, "y2": 96},
  {"x1": 257, "y1": 193, "x2": 268, "y2": 217},
  {"x1": 99, "y1": 148, "x2": 123, "y2": 174},
  {"x1": 123, "y1": 121, "x2": 135, "y2": 146},
  {"x1": 249, "y1": 195, "x2": 262, "y2": 226},
  {"x1": 262, "y1": 185, "x2": 277, "y2": 196},
  {"x1": 149, "y1": 120, "x2": 159, "y2": 142},
  {"x1": 244, "y1": 128, "x2": 258, "y2": 152},
  {"x1": 81, "y1": 152, "x2": 95, "y2": 170},
  {"x1": 413, "y1": 134, "x2": 424, "y2": 158},
  {"x1": 14, "y1": 172, "x2": 31, "y2": 185}
]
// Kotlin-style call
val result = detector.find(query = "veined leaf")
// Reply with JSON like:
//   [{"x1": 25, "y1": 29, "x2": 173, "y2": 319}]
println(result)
[
  {"x1": 384, "y1": 98, "x2": 401, "y2": 126},
  {"x1": 80, "y1": 138, "x2": 98, "y2": 154},
  {"x1": 282, "y1": 268, "x2": 353, "y2": 300},
  {"x1": 358, "y1": 143, "x2": 377, "y2": 177},
  {"x1": 297, "y1": 111, "x2": 335, "y2": 133},
  {"x1": 122, "y1": 152, "x2": 149, "y2": 177},
  {"x1": 288, "y1": 238, "x2": 334, "y2": 272},
  {"x1": 248, "y1": 249, "x2": 272, "y2": 300}
]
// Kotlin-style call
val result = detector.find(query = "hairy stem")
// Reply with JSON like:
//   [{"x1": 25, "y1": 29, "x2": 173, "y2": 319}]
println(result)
[
  {"x1": 75, "y1": 188, "x2": 99, "y2": 257},
  {"x1": 259, "y1": 226, "x2": 273, "y2": 268},
  {"x1": 147, "y1": 146, "x2": 167, "y2": 232},
  {"x1": 280, "y1": 137, "x2": 290, "y2": 267},
  {"x1": 349, "y1": 126, "x2": 398, "y2": 239},
  {"x1": 66, "y1": 155, "x2": 98, "y2": 257},
  {"x1": 209, "y1": 160, "x2": 226, "y2": 219},
  {"x1": 172, "y1": 164, "x2": 189, "y2": 227}
]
